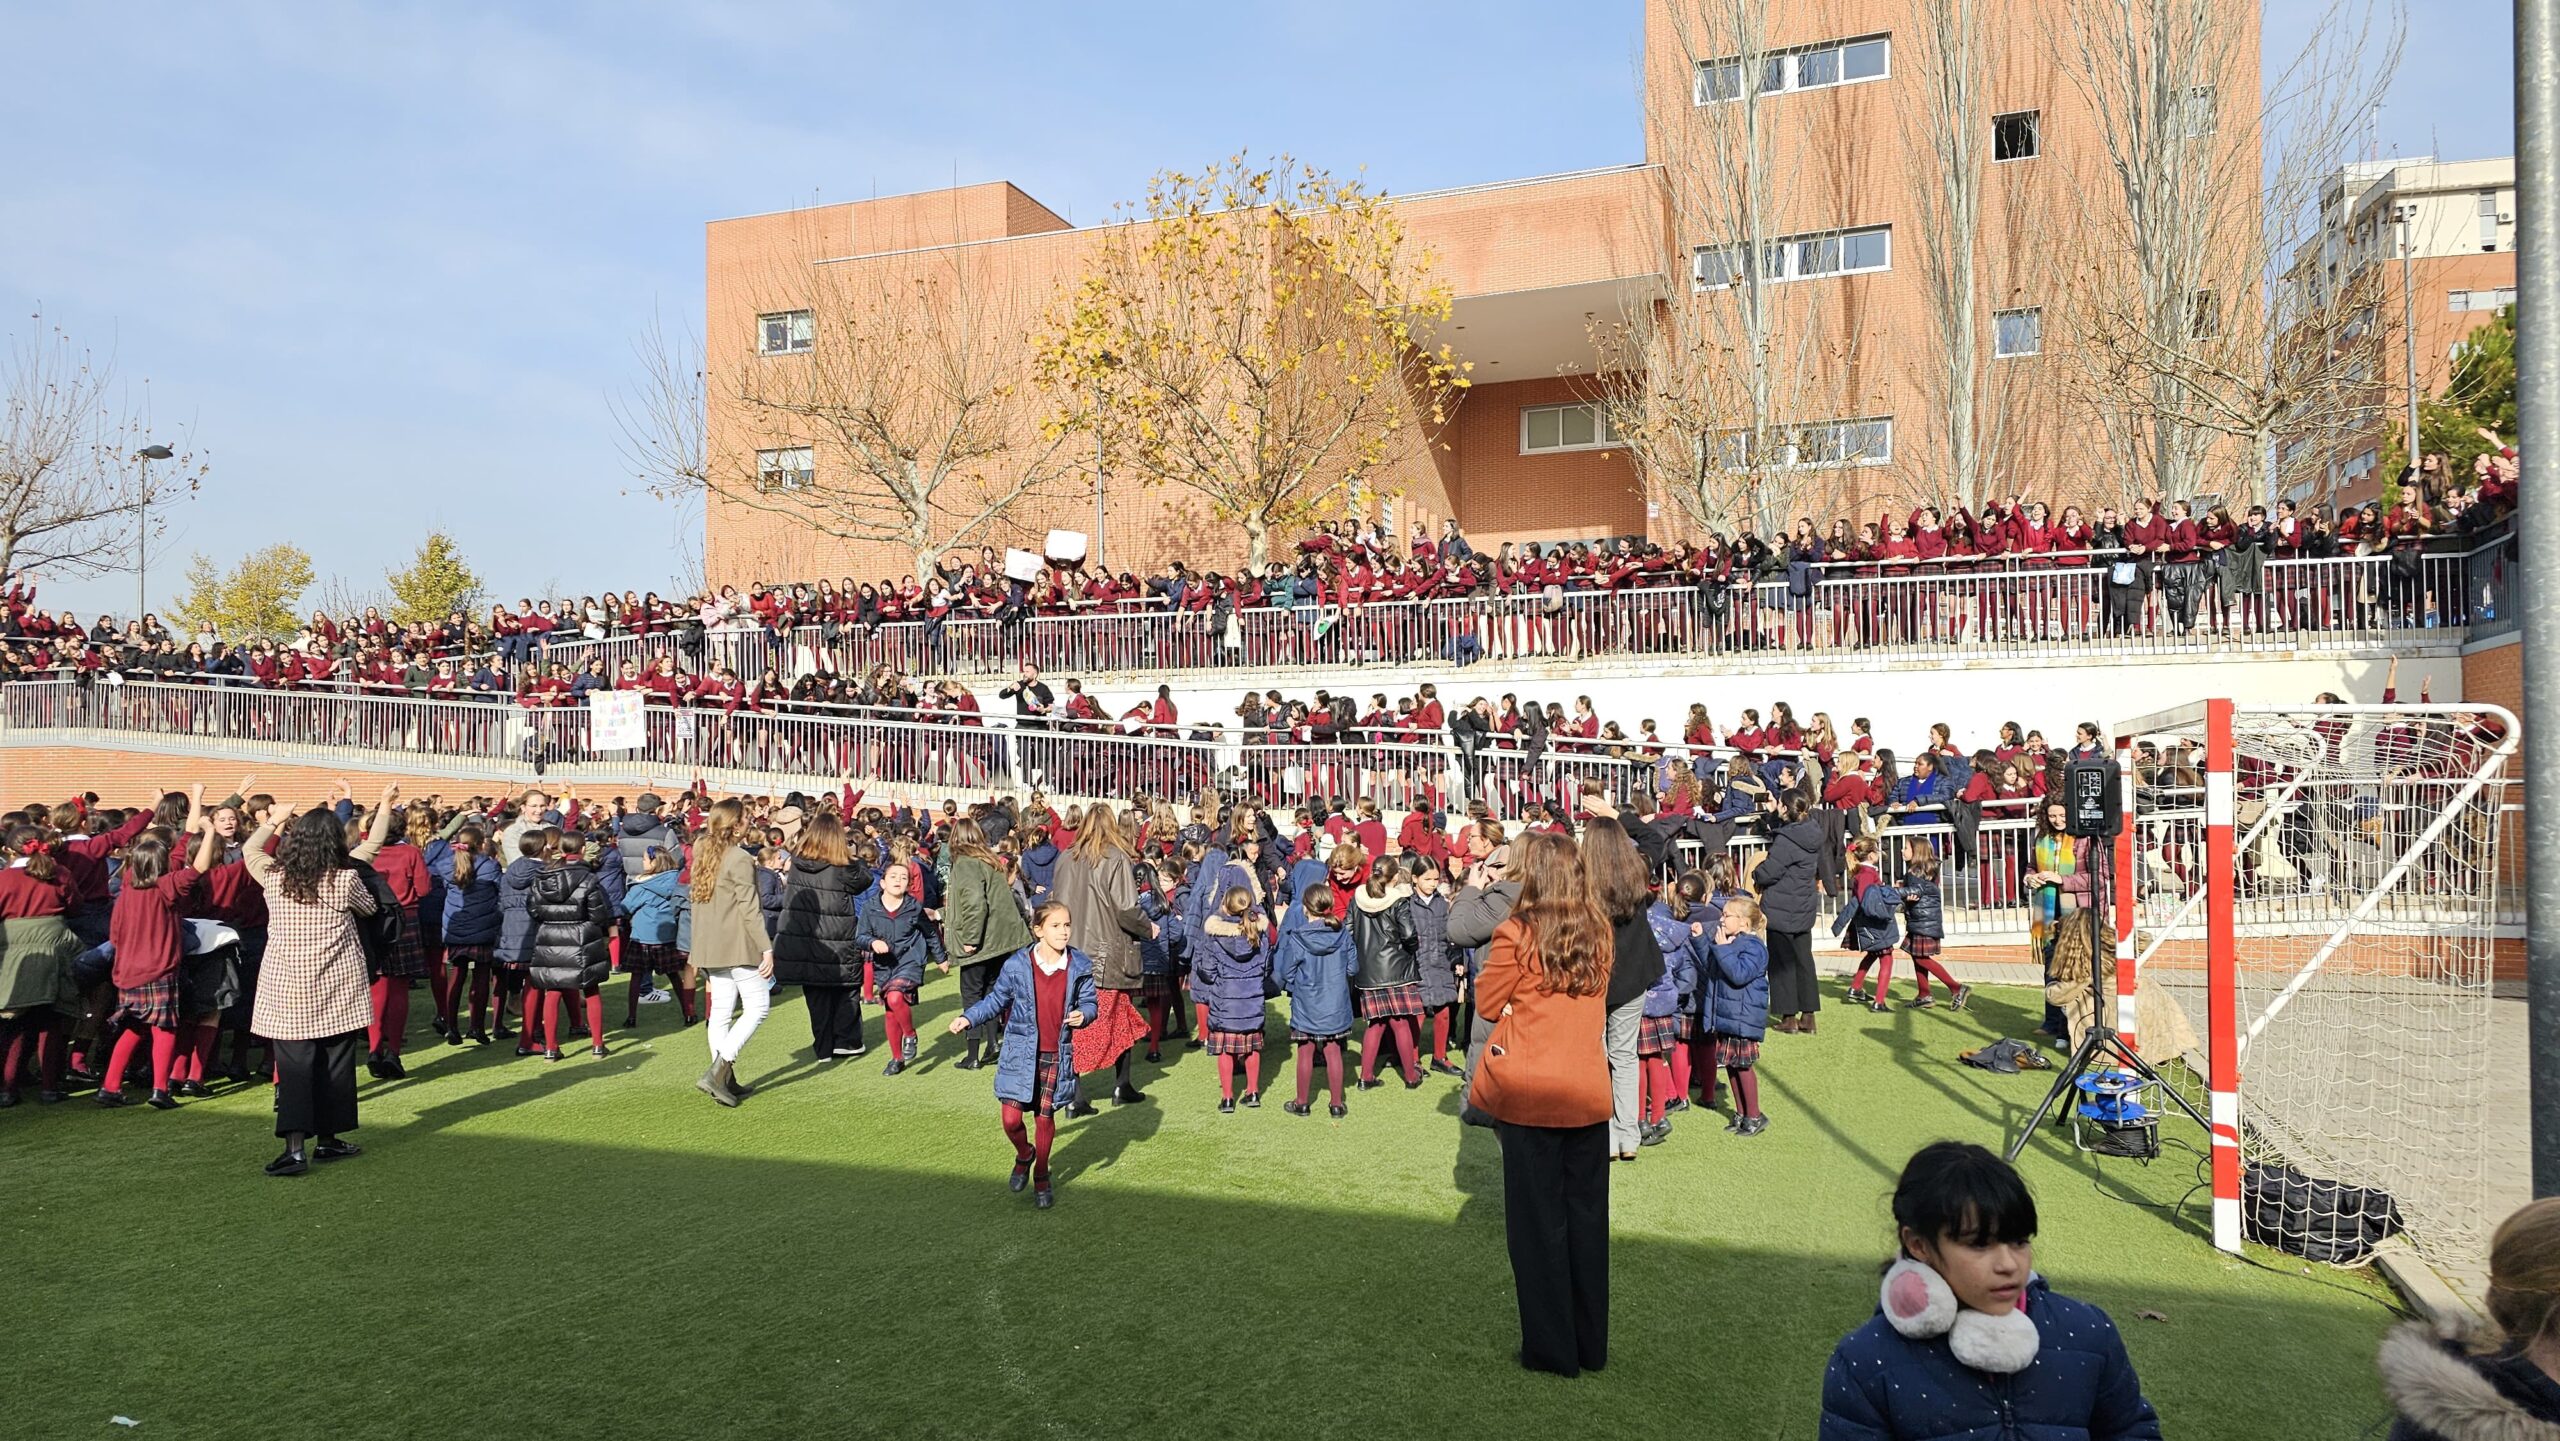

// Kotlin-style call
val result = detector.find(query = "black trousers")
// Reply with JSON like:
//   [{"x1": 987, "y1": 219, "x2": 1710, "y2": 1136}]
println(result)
[
  {"x1": 274, "y1": 1030, "x2": 363, "y2": 1140},
  {"x1": 1764, "y1": 928, "x2": 1819, "y2": 1016},
  {"x1": 1496, "y1": 1119, "x2": 1609, "y2": 1377},
  {"x1": 957, "y1": 960, "x2": 1001, "y2": 1054},
  {"x1": 804, "y1": 984, "x2": 864, "y2": 1057}
]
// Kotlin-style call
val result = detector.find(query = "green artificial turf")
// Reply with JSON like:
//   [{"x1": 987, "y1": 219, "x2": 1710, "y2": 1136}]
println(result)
[{"x1": 5, "y1": 982, "x2": 2406, "y2": 1439}]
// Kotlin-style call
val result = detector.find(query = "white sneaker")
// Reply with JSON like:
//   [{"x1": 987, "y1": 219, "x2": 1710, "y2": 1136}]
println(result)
[{"x1": 638, "y1": 988, "x2": 674, "y2": 1005}]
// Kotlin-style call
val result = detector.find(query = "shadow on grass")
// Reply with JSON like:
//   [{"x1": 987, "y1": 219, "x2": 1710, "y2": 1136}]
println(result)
[{"x1": 5, "y1": 1122, "x2": 2401, "y2": 1441}]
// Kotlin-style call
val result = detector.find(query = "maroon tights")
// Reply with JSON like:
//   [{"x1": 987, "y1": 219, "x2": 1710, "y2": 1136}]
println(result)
[
  {"x1": 1215, "y1": 1051, "x2": 1263, "y2": 1100},
  {"x1": 1358, "y1": 1019, "x2": 1418, "y2": 1084},
  {"x1": 1000, "y1": 1102, "x2": 1056, "y2": 1184},
  {"x1": 1294, "y1": 1040, "x2": 1347, "y2": 1107}
]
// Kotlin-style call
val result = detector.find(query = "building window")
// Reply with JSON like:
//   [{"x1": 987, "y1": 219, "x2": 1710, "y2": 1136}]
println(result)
[
  {"x1": 2177, "y1": 85, "x2": 2219, "y2": 137},
  {"x1": 2479, "y1": 192, "x2": 2503, "y2": 250},
  {"x1": 1695, "y1": 225, "x2": 1890, "y2": 288},
  {"x1": 754, "y1": 446, "x2": 815, "y2": 492},
  {"x1": 1994, "y1": 307, "x2": 2043, "y2": 358},
  {"x1": 2450, "y1": 286, "x2": 2518, "y2": 313},
  {"x1": 1696, "y1": 34, "x2": 1889, "y2": 104},
  {"x1": 1521, "y1": 403, "x2": 1622, "y2": 455},
  {"x1": 1993, "y1": 111, "x2": 2040, "y2": 161},
  {"x1": 2340, "y1": 449, "x2": 2378, "y2": 485},
  {"x1": 2188, "y1": 290, "x2": 2220, "y2": 340},
  {"x1": 758, "y1": 310, "x2": 814, "y2": 356},
  {"x1": 1710, "y1": 417, "x2": 1892, "y2": 471}
]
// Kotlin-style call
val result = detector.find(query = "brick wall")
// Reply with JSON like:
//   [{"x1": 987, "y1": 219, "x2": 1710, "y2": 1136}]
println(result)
[{"x1": 3, "y1": 747, "x2": 543, "y2": 813}]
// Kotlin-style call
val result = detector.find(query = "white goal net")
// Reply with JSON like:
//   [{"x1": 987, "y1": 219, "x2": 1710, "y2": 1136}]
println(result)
[{"x1": 2117, "y1": 701, "x2": 2516, "y2": 1277}]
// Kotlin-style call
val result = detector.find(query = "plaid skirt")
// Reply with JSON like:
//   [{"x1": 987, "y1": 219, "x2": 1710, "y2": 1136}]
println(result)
[
  {"x1": 114, "y1": 970, "x2": 182, "y2": 1032},
  {"x1": 1905, "y1": 935, "x2": 1942, "y2": 959},
  {"x1": 1140, "y1": 971, "x2": 1180, "y2": 1006},
  {"x1": 625, "y1": 940, "x2": 681, "y2": 974},
  {"x1": 1290, "y1": 1028, "x2": 1350, "y2": 1045},
  {"x1": 1205, "y1": 1026, "x2": 1264, "y2": 1055},
  {"x1": 1030, "y1": 1050, "x2": 1060, "y2": 1116},
  {"x1": 1709, "y1": 1032, "x2": 1763, "y2": 1070},
  {"x1": 1356, "y1": 981, "x2": 1425, "y2": 1021},
  {"x1": 379, "y1": 904, "x2": 430, "y2": 979},
  {"x1": 1637, "y1": 1012, "x2": 1684, "y2": 1057}
]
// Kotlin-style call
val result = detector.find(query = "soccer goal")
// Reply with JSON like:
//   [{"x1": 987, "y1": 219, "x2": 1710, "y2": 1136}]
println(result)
[{"x1": 2110, "y1": 698, "x2": 2517, "y2": 1275}]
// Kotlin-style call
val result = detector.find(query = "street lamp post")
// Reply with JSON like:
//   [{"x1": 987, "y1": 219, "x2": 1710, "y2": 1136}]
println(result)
[
  {"x1": 133, "y1": 444, "x2": 172, "y2": 619},
  {"x1": 2394, "y1": 203, "x2": 2420, "y2": 476}
]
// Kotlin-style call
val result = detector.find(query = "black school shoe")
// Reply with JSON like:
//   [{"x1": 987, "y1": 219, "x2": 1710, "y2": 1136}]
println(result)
[
  {"x1": 1010, "y1": 1161, "x2": 1031, "y2": 1193},
  {"x1": 1034, "y1": 1187, "x2": 1054, "y2": 1210},
  {"x1": 314, "y1": 1139, "x2": 362, "y2": 1162},
  {"x1": 1328, "y1": 1103, "x2": 1348, "y2": 1119},
  {"x1": 1735, "y1": 1115, "x2": 1769, "y2": 1137},
  {"x1": 1281, "y1": 1100, "x2": 1311, "y2": 1117},
  {"x1": 1241, "y1": 1091, "x2": 1261, "y2": 1109},
  {"x1": 1217, "y1": 1097, "x2": 1237, "y2": 1114},
  {"x1": 265, "y1": 1149, "x2": 309, "y2": 1178}
]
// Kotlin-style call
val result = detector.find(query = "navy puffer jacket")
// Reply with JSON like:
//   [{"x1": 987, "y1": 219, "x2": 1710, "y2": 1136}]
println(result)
[{"x1": 1819, "y1": 1279, "x2": 2162, "y2": 1440}]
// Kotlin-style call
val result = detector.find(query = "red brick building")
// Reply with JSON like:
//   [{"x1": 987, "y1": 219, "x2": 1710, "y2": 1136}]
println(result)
[{"x1": 702, "y1": 0, "x2": 2261, "y2": 588}]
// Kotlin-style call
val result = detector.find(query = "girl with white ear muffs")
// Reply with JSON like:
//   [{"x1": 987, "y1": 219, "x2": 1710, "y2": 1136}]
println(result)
[{"x1": 1819, "y1": 1141, "x2": 2163, "y2": 1440}]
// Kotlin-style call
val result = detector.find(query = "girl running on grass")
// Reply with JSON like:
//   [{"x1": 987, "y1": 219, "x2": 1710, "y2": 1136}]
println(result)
[
  {"x1": 1702, "y1": 894, "x2": 1770, "y2": 1135},
  {"x1": 1895, "y1": 855, "x2": 1969, "y2": 1011},
  {"x1": 1271, "y1": 886, "x2": 1356, "y2": 1118},
  {"x1": 859, "y1": 859, "x2": 930, "y2": 1076},
  {"x1": 1193, "y1": 885, "x2": 1270, "y2": 1112},
  {"x1": 950, "y1": 901, "x2": 1095, "y2": 1210},
  {"x1": 1839, "y1": 838, "x2": 1905, "y2": 1013}
]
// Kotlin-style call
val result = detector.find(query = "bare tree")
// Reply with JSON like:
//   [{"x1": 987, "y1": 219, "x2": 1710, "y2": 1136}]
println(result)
[
  {"x1": 0, "y1": 320, "x2": 206, "y2": 585},
  {"x1": 620, "y1": 232, "x2": 1083, "y2": 578},
  {"x1": 2047, "y1": 0, "x2": 2398, "y2": 511},
  {"x1": 1593, "y1": 0, "x2": 1887, "y2": 540},
  {"x1": 1898, "y1": 0, "x2": 2053, "y2": 513}
]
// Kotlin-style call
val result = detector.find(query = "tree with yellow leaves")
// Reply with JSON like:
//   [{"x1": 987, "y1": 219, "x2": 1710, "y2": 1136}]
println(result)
[
  {"x1": 1034, "y1": 156, "x2": 1469, "y2": 571},
  {"x1": 384, "y1": 530, "x2": 484, "y2": 625},
  {"x1": 169, "y1": 543, "x2": 314, "y2": 640}
]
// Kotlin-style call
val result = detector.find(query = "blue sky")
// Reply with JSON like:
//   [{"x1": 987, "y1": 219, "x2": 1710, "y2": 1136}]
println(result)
[{"x1": 0, "y1": 0, "x2": 2514, "y2": 618}]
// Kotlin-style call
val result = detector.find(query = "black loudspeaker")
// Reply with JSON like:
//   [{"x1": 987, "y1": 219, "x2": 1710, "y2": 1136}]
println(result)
[{"x1": 2065, "y1": 757, "x2": 2122, "y2": 839}]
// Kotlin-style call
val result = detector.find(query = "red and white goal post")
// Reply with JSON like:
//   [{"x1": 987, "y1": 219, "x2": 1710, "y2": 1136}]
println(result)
[{"x1": 2110, "y1": 698, "x2": 2517, "y2": 1273}]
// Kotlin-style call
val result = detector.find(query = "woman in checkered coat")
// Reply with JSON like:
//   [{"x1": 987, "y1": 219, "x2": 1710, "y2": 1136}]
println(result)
[
  {"x1": 1348, "y1": 868, "x2": 1422, "y2": 1089},
  {"x1": 246, "y1": 786, "x2": 395, "y2": 1177}
]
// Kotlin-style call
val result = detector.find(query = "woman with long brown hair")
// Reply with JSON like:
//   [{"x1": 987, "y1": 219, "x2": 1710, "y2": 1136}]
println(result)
[
  {"x1": 246, "y1": 785, "x2": 395, "y2": 1174},
  {"x1": 1468, "y1": 828, "x2": 1614, "y2": 1378},
  {"x1": 1051, "y1": 804, "x2": 1157, "y2": 1111},
  {"x1": 689, "y1": 798, "x2": 773, "y2": 1106}
]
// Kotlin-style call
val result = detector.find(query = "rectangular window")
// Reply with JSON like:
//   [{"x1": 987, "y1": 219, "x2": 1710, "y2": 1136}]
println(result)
[
  {"x1": 2178, "y1": 85, "x2": 2219, "y2": 137},
  {"x1": 1994, "y1": 307, "x2": 2043, "y2": 358},
  {"x1": 754, "y1": 446, "x2": 815, "y2": 492},
  {"x1": 2189, "y1": 290, "x2": 2220, "y2": 340},
  {"x1": 1710, "y1": 417, "x2": 1892, "y2": 471},
  {"x1": 2341, "y1": 449, "x2": 2378, "y2": 483},
  {"x1": 2479, "y1": 192, "x2": 2501, "y2": 249},
  {"x1": 1699, "y1": 225, "x2": 1889, "y2": 288},
  {"x1": 2453, "y1": 286, "x2": 2516, "y2": 313},
  {"x1": 1520, "y1": 403, "x2": 1620, "y2": 455},
  {"x1": 2449, "y1": 289, "x2": 2471, "y2": 312},
  {"x1": 758, "y1": 310, "x2": 813, "y2": 355},
  {"x1": 1696, "y1": 34, "x2": 1890, "y2": 103},
  {"x1": 1993, "y1": 110, "x2": 2040, "y2": 161}
]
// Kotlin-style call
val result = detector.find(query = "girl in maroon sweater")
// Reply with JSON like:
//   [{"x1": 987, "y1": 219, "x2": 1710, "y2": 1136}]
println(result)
[
  {"x1": 0, "y1": 825, "x2": 80, "y2": 1104},
  {"x1": 102, "y1": 787, "x2": 221, "y2": 1108}
]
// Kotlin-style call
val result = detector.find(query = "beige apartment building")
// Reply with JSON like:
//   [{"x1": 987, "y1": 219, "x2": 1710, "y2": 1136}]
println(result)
[
  {"x1": 2294, "y1": 156, "x2": 2518, "y2": 507},
  {"x1": 702, "y1": 0, "x2": 2262, "y2": 589}
]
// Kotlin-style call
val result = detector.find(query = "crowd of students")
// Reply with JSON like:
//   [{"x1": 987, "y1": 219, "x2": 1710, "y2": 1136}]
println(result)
[
  {"x1": 4, "y1": 751, "x2": 2547, "y2": 1433},
  {"x1": 0, "y1": 452, "x2": 2521, "y2": 694}
]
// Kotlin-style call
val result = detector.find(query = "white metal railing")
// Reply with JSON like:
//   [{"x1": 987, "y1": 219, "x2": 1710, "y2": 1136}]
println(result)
[{"x1": 64, "y1": 535, "x2": 2476, "y2": 685}]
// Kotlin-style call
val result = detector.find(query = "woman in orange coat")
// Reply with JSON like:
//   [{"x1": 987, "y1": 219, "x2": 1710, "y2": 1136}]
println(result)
[{"x1": 1467, "y1": 828, "x2": 1615, "y2": 1379}]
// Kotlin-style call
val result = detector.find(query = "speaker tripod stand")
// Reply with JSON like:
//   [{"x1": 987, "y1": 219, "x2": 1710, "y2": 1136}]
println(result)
[{"x1": 2002, "y1": 857, "x2": 2211, "y2": 1162}]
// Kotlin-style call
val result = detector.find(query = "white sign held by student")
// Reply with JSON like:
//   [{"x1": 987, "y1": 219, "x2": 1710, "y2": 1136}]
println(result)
[{"x1": 589, "y1": 690, "x2": 645, "y2": 750}]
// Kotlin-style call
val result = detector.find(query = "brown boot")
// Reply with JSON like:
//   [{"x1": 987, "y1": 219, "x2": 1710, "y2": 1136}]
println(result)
[{"x1": 1800, "y1": 1013, "x2": 1817, "y2": 1035}]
